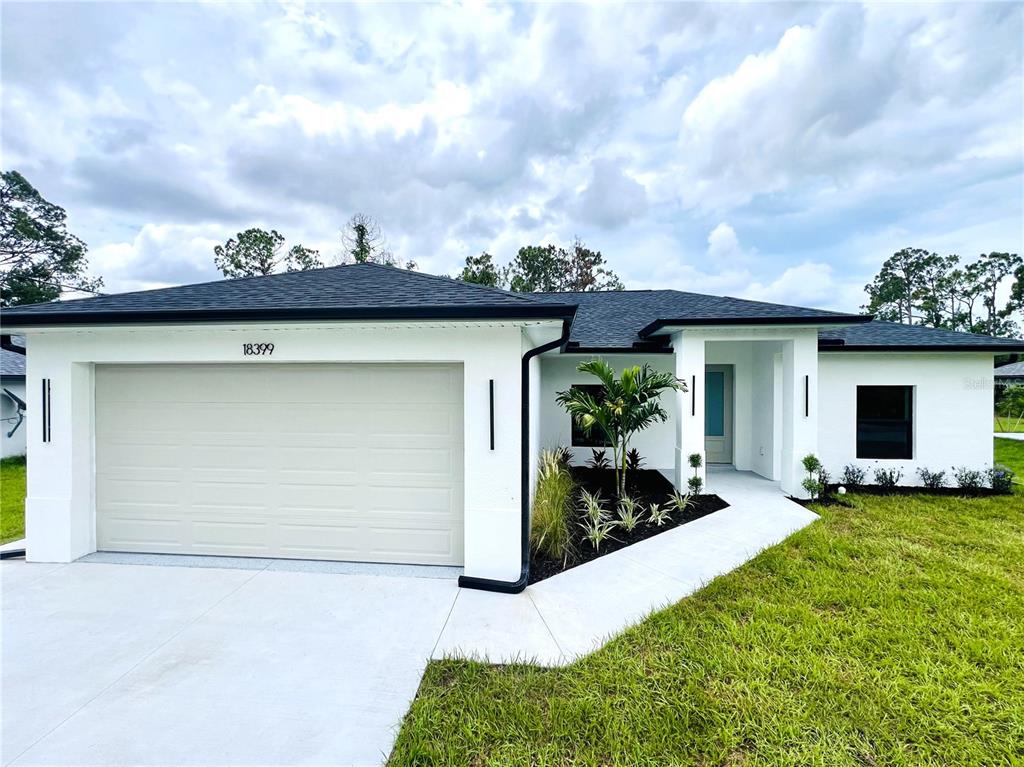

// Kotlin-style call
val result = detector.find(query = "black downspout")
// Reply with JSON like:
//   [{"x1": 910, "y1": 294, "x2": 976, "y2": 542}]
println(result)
[
  {"x1": 1, "y1": 335, "x2": 26, "y2": 355},
  {"x1": 458, "y1": 319, "x2": 572, "y2": 594}
]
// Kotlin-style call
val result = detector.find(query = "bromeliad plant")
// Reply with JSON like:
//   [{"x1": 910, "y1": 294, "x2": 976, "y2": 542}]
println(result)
[{"x1": 558, "y1": 359, "x2": 685, "y2": 498}]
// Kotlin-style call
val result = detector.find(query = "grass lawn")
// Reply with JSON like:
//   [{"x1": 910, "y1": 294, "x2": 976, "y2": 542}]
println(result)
[
  {"x1": 1, "y1": 455, "x2": 27, "y2": 545},
  {"x1": 993, "y1": 417, "x2": 1024, "y2": 433},
  {"x1": 391, "y1": 477, "x2": 1024, "y2": 764},
  {"x1": 995, "y1": 437, "x2": 1024, "y2": 493}
]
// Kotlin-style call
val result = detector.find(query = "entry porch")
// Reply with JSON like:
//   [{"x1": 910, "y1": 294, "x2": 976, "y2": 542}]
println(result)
[{"x1": 537, "y1": 327, "x2": 819, "y2": 498}]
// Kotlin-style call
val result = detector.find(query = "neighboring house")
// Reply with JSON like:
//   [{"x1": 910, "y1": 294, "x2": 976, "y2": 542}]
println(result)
[
  {"x1": 995, "y1": 360, "x2": 1024, "y2": 389},
  {"x1": 3, "y1": 263, "x2": 1022, "y2": 591},
  {"x1": 1, "y1": 334, "x2": 27, "y2": 458}
]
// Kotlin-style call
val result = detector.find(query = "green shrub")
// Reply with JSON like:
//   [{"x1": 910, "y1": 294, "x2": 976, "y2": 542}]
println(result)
[
  {"x1": 530, "y1": 450, "x2": 575, "y2": 563},
  {"x1": 988, "y1": 464, "x2": 1015, "y2": 495},
  {"x1": 841, "y1": 464, "x2": 867, "y2": 486},
  {"x1": 953, "y1": 466, "x2": 985, "y2": 491},
  {"x1": 916, "y1": 467, "x2": 946, "y2": 489},
  {"x1": 687, "y1": 475, "x2": 704, "y2": 494},
  {"x1": 626, "y1": 448, "x2": 644, "y2": 472},
  {"x1": 801, "y1": 453, "x2": 825, "y2": 499},
  {"x1": 873, "y1": 467, "x2": 903, "y2": 491}
]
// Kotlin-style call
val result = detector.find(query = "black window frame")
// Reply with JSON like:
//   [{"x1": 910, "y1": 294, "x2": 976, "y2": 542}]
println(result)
[
  {"x1": 569, "y1": 384, "x2": 612, "y2": 448},
  {"x1": 856, "y1": 385, "x2": 914, "y2": 460}
]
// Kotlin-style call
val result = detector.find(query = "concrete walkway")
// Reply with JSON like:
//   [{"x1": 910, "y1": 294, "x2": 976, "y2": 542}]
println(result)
[
  {"x1": 995, "y1": 432, "x2": 1024, "y2": 441},
  {"x1": 433, "y1": 468, "x2": 818, "y2": 666}
]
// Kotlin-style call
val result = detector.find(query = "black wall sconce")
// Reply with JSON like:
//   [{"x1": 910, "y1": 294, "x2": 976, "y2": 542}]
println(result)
[
  {"x1": 41, "y1": 378, "x2": 52, "y2": 443},
  {"x1": 489, "y1": 379, "x2": 495, "y2": 450}
]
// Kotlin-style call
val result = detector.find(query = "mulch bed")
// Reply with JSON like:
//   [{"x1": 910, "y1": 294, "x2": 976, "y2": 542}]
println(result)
[{"x1": 528, "y1": 467, "x2": 728, "y2": 585}]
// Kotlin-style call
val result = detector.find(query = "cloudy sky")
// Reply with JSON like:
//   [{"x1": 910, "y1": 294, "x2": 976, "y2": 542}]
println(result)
[{"x1": 2, "y1": 2, "x2": 1022, "y2": 311}]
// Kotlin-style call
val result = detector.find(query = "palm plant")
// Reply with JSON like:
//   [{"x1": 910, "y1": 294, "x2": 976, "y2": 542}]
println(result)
[{"x1": 557, "y1": 360, "x2": 685, "y2": 497}]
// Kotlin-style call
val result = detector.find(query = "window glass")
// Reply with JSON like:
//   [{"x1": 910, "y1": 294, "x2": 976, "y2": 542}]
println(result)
[
  {"x1": 857, "y1": 385, "x2": 913, "y2": 459},
  {"x1": 705, "y1": 371, "x2": 725, "y2": 437}
]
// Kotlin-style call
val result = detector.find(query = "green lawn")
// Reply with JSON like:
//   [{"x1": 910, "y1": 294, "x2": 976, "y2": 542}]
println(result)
[
  {"x1": 994, "y1": 417, "x2": 1024, "y2": 433},
  {"x1": 391, "y1": 483, "x2": 1024, "y2": 764},
  {"x1": 995, "y1": 437, "x2": 1023, "y2": 493},
  {"x1": 1, "y1": 455, "x2": 26, "y2": 544}
]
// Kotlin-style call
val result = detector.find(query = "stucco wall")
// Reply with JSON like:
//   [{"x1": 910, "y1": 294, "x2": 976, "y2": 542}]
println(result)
[
  {"x1": 817, "y1": 352, "x2": 994, "y2": 484},
  {"x1": 538, "y1": 353, "x2": 677, "y2": 472},
  {"x1": 21, "y1": 321, "x2": 535, "y2": 581},
  {"x1": 1, "y1": 377, "x2": 27, "y2": 458}
]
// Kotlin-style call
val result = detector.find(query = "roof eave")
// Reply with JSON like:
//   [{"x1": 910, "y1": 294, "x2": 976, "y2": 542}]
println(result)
[
  {"x1": 0, "y1": 303, "x2": 578, "y2": 328},
  {"x1": 819, "y1": 342, "x2": 1024, "y2": 353},
  {"x1": 639, "y1": 314, "x2": 873, "y2": 337}
]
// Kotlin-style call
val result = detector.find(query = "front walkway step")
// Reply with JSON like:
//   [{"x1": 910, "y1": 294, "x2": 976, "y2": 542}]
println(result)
[{"x1": 433, "y1": 470, "x2": 817, "y2": 666}]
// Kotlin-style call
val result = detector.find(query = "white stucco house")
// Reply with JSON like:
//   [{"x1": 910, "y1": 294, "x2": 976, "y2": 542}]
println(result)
[
  {"x1": 1, "y1": 335, "x2": 27, "y2": 458},
  {"x1": 3, "y1": 263, "x2": 1021, "y2": 592}
]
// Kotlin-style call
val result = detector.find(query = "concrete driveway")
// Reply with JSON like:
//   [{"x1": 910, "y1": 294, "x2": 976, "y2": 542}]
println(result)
[{"x1": 1, "y1": 559, "x2": 459, "y2": 766}]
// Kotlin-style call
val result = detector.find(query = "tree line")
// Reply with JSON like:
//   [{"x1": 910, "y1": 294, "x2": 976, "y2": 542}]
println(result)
[
  {"x1": 2, "y1": 168, "x2": 1022, "y2": 337},
  {"x1": 863, "y1": 247, "x2": 1024, "y2": 337}
]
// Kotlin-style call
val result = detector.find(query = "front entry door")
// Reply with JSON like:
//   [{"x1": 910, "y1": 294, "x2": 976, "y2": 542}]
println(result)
[{"x1": 704, "y1": 365, "x2": 734, "y2": 464}]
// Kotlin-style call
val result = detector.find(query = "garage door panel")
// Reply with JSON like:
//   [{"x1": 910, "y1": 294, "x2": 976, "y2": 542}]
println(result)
[{"x1": 96, "y1": 363, "x2": 464, "y2": 565}]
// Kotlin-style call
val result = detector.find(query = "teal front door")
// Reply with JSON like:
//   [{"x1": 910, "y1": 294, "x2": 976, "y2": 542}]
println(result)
[{"x1": 705, "y1": 365, "x2": 733, "y2": 464}]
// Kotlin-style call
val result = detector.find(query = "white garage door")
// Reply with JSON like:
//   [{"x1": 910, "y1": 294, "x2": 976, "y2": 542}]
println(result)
[{"x1": 95, "y1": 363, "x2": 464, "y2": 565}]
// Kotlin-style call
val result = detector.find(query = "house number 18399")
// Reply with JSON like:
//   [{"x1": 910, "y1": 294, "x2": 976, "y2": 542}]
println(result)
[{"x1": 243, "y1": 343, "x2": 275, "y2": 356}]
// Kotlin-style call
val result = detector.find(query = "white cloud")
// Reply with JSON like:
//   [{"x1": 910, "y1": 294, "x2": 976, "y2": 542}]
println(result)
[{"x1": 0, "y1": 2, "x2": 1019, "y2": 308}]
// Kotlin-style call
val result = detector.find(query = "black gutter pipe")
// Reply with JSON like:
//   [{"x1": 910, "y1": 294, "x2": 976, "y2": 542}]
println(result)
[
  {"x1": 458, "y1": 318, "x2": 573, "y2": 594},
  {"x1": 1, "y1": 335, "x2": 26, "y2": 355}
]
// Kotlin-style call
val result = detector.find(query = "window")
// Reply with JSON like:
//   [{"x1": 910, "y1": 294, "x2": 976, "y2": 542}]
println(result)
[
  {"x1": 856, "y1": 385, "x2": 913, "y2": 459},
  {"x1": 569, "y1": 384, "x2": 612, "y2": 447}
]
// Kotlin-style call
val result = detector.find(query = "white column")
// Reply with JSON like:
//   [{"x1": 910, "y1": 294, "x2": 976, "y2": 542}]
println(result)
[
  {"x1": 673, "y1": 331, "x2": 706, "y2": 491},
  {"x1": 780, "y1": 330, "x2": 819, "y2": 497},
  {"x1": 25, "y1": 357, "x2": 95, "y2": 562}
]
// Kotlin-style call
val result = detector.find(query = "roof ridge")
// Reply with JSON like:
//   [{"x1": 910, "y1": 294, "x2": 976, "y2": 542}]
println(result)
[{"x1": 359, "y1": 262, "x2": 548, "y2": 305}]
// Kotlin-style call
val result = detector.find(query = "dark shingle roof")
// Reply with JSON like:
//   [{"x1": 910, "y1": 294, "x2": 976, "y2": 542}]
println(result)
[
  {"x1": 0, "y1": 263, "x2": 575, "y2": 326},
  {"x1": 819, "y1": 321, "x2": 1024, "y2": 352},
  {"x1": 527, "y1": 290, "x2": 868, "y2": 350},
  {"x1": 4, "y1": 263, "x2": 1020, "y2": 354},
  {"x1": 995, "y1": 361, "x2": 1024, "y2": 378},
  {"x1": 1, "y1": 335, "x2": 25, "y2": 377}
]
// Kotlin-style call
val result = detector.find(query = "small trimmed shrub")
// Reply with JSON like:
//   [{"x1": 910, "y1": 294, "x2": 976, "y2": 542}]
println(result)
[
  {"x1": 801, "y1": 453, "x2": 825, "y2": 499},
  {"x1": 670, "y1": 490, "x2": 694, "y2": 514},
  {"x1": 953, "y1": 466, "x2": 986, "y2": 491},
  {"x1": 626, "y1": 448, "x2": 644, "y2": 473},
  {"x1": 587, "y1": 449, "x2": 612, "y2": 470},
  {"x1": 530, "y1": 450, "x2": 575, "y2": 563},
  {"x1": 841, "y1": 464, "x2": 867, "y2": 486},
  {"x1": 873, "y1": 467, "x2": 903, "y2": 490},
  {"x1": 578, "y1": 489, "x2": 608, "y2": 524},
  {"x1": 686, "y1": 453, "x2": 704, "y2": 494},
  {"x1": 616, "y1": 496, "x2": 643, "y2": 532},
  {"x1": 988, "y1": 464, "x2": 1015, "y2": 494},
  {"x1": 579, "y1": 515, "x2": 618, "y2": 551},
  {"x1": 647, "y1": 502, "x2": 671, "y2": 527},
  {"x1": 916, "y1": 467, "x2": 946, "y2": 489}
]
